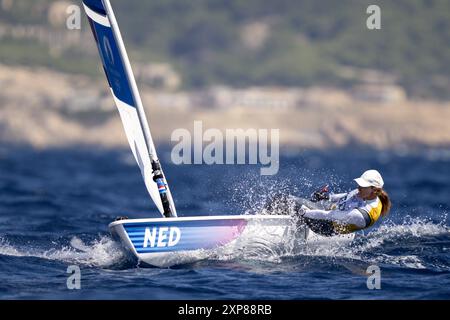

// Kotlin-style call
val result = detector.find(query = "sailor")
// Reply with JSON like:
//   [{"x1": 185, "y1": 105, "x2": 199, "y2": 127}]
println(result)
[
  {"x1": 265, "y1": 169, "x2": 391, "y2": 236},
  {"x1": 299, "y1": 169, "x2": 391, "y2": 236}
]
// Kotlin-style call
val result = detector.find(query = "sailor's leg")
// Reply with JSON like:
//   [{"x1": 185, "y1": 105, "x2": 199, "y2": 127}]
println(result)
[{"x1": 303, "y1": 217, "x2": 336, "y2": 237}]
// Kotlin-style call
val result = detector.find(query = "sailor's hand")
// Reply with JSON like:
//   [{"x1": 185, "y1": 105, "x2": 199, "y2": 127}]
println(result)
[
  {"x1": 297, "y1": 205, "x2": 309, "y2": 217},
  {"x1": 310, "y1": 185, "x2": 330, "y2": 202}
]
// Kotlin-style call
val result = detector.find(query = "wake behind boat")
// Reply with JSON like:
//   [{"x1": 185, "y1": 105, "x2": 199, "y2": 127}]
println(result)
[{"x1": 83, "y1": 0, "x2": 354, "y2": 268}]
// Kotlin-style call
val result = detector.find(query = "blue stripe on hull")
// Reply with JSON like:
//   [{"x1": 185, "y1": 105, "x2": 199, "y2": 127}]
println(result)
[{"x1": 122, "y1": 219, "x2": 248, "y2": 253}]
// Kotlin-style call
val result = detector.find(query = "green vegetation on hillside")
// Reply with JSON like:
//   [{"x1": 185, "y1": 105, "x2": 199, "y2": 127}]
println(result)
[{"x1": 1, "y1": 0, "x2": 449, "y2": 99}]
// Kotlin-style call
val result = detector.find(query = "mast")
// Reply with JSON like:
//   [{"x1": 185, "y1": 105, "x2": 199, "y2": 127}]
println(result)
[{"x1": 96, "y1": 0, "x2": 177, "y2": 217}]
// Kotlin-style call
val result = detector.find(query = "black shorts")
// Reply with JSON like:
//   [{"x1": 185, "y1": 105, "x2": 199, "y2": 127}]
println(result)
[{"x1": 302, "y1": 217, "x2": 337, "y2": 237}]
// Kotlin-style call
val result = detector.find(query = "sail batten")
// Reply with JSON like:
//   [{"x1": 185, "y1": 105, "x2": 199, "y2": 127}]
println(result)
[{"x1": 83, "y1": 0, "x2": 177, "y2": 217}]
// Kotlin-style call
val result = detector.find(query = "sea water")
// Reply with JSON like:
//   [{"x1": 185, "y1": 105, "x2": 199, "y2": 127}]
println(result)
[{"x1": 0, "y1": 145, "x2": 448, "y2": 299}]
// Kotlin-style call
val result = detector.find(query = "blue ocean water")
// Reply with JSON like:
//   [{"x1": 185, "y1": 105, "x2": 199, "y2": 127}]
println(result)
[{"x1": 0, "y1": 145, "x2": 449, "y2": 299}]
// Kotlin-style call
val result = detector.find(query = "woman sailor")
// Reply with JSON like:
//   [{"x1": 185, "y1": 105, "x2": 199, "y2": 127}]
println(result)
[{"x1": 266, "y1": 169, "x2": 391, "y2": 236}]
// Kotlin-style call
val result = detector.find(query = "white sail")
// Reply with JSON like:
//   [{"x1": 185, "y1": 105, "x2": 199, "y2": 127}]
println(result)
[
  {"x1": 112, "y1": 92, "x2": 164, "y2": 214},
  {"x1": 83, "y1": 0, "x2": 177, "y2": 216}
]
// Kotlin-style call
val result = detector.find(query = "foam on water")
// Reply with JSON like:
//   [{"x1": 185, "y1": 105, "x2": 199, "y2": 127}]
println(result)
[
  {"x1": 0, "y1": 236, "x2": 128, "y2": 268},
  {"x1": 0, "y1": 237, "x2": 23, "y2": 257},
  {"x1": 294, "y1": 216, "x2": 449, "y2": 270}
]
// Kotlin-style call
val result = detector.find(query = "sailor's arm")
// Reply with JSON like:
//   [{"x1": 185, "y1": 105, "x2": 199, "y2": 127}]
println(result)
[
  {"x1": 328, "y1": 192, "x2": 348, "y2": 202},
  {"x1": 310, "y1": 187, "x2": 352, "y2": 203}
]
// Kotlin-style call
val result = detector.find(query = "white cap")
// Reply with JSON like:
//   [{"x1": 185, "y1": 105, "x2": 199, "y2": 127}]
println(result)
[{"x1": 354, "y1": 169, "x2": 384, "y2": 188}]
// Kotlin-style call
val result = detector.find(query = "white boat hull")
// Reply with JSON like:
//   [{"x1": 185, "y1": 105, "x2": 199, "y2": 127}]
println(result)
[{"x1": 109, "y1": 215, "x2": 355, "y2": 267}]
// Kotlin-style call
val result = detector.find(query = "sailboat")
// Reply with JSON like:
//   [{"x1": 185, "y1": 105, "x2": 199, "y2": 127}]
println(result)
[{"x1": 82, "y1": 0, "x2": 354, "y2": 267}]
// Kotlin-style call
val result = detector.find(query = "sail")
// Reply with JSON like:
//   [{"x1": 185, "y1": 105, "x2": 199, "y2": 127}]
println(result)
[{"x1": 82, "y1": 0, "x2": 177, "y2": 216}]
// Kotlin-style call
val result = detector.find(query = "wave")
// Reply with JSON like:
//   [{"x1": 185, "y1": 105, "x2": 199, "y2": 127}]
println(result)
[
  {"x1": 0, "y1": 236, "x2": 129, "y2": 268},
  {"x1": 295, "y1": 217, "x2": 449, "y2": 270},
  {"x1": 357, "y1": 216, "x2": 448, "y2": 247}
]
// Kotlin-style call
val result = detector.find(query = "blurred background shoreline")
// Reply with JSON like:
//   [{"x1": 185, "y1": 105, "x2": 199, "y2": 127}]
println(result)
[
  {"x1": 1, "y1": 63, "x2": 449, "y2": 154},
  {"x1": 1, "y1": 0, "x2": 449, "y2": 153}
]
